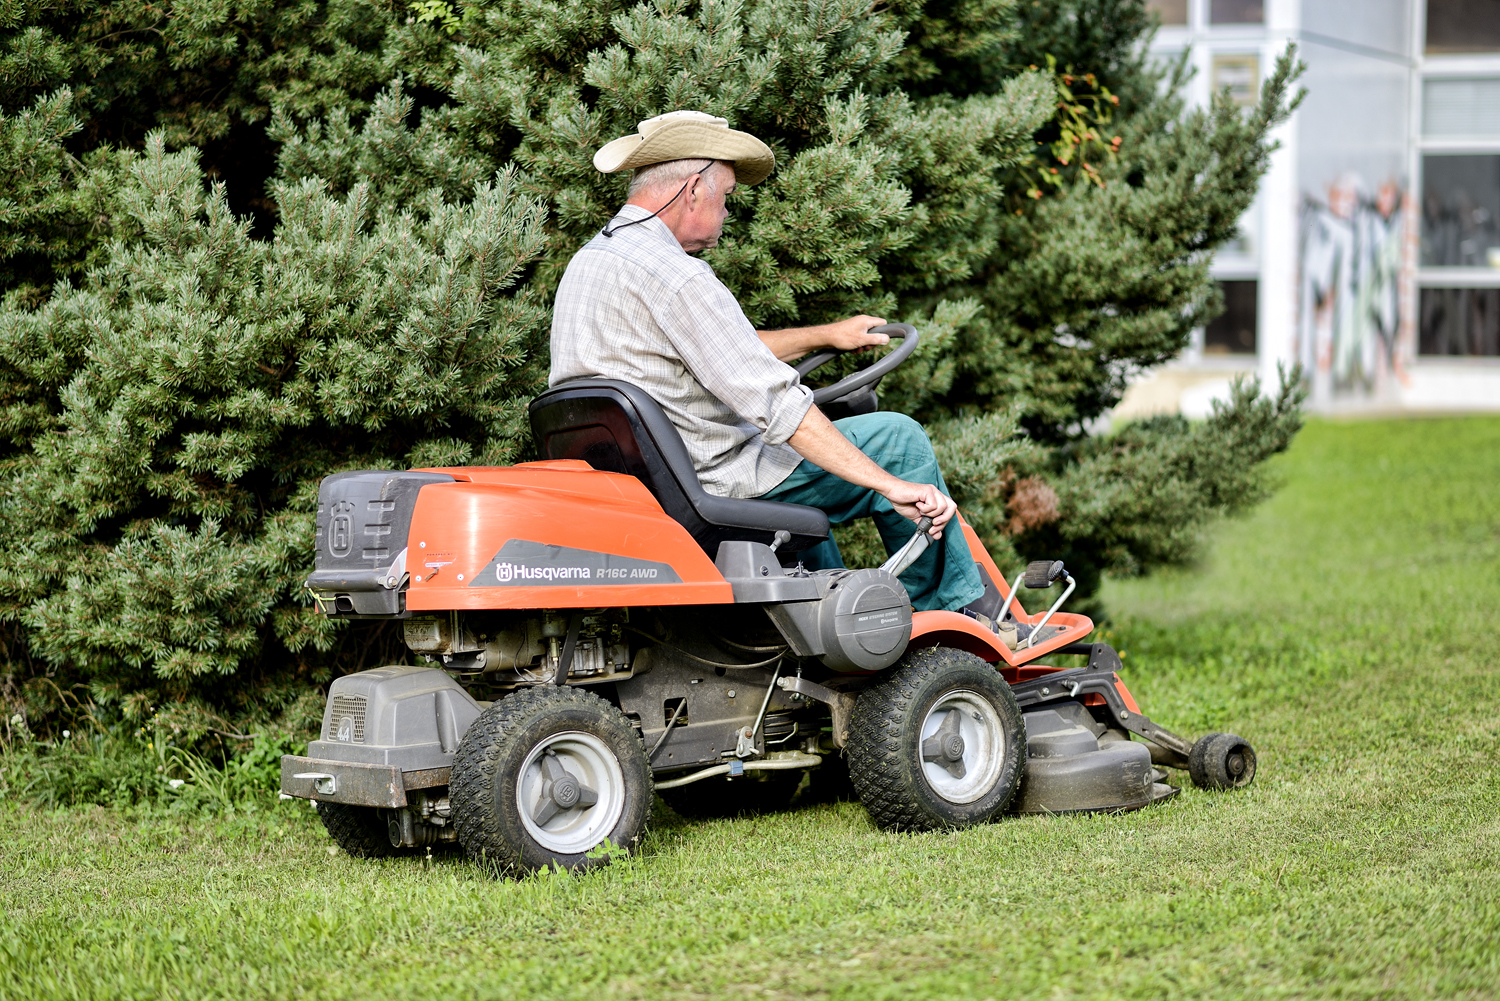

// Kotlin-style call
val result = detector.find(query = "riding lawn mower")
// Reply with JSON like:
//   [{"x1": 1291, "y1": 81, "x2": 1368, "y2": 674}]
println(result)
[{"x1": 282, "y1": 325, "x2": 1257, "y2": 872}]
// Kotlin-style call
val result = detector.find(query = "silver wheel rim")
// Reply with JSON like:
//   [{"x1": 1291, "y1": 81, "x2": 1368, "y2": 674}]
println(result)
[
  {"x1": 516, "y1": 731, "x2": 626, "y2": 855},
  {"x1": 918, "y1": 689, "x2": 1006, "y2": 804}
]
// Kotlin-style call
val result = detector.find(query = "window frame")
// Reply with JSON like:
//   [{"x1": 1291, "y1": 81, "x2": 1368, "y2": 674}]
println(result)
[
  {"x1": 1424, "y1": 0, "x2": 1500, "y2": 56},
  {"x1": 1145, "y1": 0, "x2": 1189, "y2": 28},
  {"x1": 1413, "y1": 4, "x2": 1500, "y2": 356},
  {"x1": 1207, "y1": 0, "x2": 1265, "y2": 27},
  {"x1": 1204, "y1": 279, "x2": 1261, "y2": 355}
]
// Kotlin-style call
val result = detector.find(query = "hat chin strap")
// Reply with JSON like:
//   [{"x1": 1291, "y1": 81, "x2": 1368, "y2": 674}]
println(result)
[{"x1": 602, "y1": 175, "x2": 696, "y2": 238}]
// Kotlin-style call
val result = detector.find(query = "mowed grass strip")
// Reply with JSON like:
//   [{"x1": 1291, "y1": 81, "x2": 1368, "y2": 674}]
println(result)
[{"x1": 2, "y1": 416, "x2": 1499, "y2": 1001}]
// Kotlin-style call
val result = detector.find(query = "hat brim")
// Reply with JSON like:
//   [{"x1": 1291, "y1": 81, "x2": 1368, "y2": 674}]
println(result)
[{"x1": 594, "y1": 121, "x2": 775, "y2": 186}]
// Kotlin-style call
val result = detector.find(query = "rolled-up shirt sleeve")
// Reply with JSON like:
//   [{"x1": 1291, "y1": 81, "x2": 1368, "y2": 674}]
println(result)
[{"x1": 656, "y1": 272, "x2": 814, "y2": 446}]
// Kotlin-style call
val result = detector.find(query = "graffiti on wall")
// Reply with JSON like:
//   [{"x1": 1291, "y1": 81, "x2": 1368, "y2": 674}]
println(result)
[{"x1": 1299, "y1": 175, "x2": 1413, "y2": 400}]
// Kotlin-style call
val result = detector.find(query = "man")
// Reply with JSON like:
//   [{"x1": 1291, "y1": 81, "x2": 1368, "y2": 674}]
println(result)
[{"x1": 550, "y1": 110, "x2": 994, "y2": 618}]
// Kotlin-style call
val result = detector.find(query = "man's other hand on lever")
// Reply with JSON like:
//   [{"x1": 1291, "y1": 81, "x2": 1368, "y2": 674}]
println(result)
[
  {"x1": 880, "y1": 478, "x2": 958, "y2": 535},
  {"x1": 785, "y1": 405, "x2": 958, "y2": 538}
]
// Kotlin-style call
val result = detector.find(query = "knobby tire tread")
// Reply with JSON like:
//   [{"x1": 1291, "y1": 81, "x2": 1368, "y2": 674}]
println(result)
[
  {"x1": 847, "y1": 660, "x2": 929, "y2": 831},
  {"x1": 846, "y1": 646, "x2": 1024, "y2": 831},
  {"x1": 450, "y1": 685, "x2": 650, "y2": 874}
]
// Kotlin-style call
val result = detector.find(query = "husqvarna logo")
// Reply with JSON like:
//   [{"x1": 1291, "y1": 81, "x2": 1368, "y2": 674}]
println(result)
[
  {"x1": 494, "y1": 562, "x2": 592, "y2": 583},
  {"x1": 328, "y1": 500, "x2": 355, "y2": 557},
  {"x1": 336, "y1": 716, "x2": 354, "y2": 742},
  {"x1": 468, "y1": 540, "x2": 682, "y2": 587}
]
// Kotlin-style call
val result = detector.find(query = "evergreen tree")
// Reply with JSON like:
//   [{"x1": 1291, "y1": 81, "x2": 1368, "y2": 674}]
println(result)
[
  {"x1": 0, "y1": 0, "x2": 421, "y2": 285},
  {"x1": 0, "y1": 0, "x2": 1305, "y2": 736},
  {"x1": 0, "y1": 136, "x2": 549, "y2": 731}
]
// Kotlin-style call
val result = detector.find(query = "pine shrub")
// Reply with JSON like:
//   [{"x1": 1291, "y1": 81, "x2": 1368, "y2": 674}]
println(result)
[{"x1": 0, "y1": 0, "x2": 1305, "y2": 737}]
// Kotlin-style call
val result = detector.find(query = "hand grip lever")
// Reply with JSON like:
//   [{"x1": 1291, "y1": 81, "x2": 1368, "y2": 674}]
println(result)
[{"x1": 879, "y1": 516, "x2": 935, "y2": 579}]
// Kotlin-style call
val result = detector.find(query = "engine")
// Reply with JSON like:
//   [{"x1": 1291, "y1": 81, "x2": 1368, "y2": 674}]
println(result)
[{"x1": 402, "y1": 610, "x2": 634, "y2": 687}]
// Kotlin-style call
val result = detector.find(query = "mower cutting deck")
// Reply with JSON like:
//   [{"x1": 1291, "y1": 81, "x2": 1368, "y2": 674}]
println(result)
[{"x1": 284, "y1": 325, "x2": 1256, "y2": 872}]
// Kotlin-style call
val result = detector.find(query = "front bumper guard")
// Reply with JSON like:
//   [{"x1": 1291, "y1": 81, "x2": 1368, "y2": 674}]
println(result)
[{"x1": 280, "y1": 755, "x2": 451, "y2": 809}]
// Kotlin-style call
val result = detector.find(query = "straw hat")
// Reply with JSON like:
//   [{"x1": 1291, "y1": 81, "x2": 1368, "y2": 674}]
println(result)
[{"x1": 593, "y1": 110, "x2": 775, "y2": 186}]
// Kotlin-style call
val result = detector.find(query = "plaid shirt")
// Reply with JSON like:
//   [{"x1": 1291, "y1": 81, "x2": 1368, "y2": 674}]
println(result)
[{"x1": 550, "y1": 204, "x2": 812, "y2": 499}]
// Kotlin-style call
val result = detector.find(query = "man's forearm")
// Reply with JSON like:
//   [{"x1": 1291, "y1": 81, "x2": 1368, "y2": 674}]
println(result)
[
  {"x1": 785, "y1": 405, "x2": 902, "y2": 492},
  {"x1": 757, "y1": 326, "x2": 833, "y2": 363},
  {"x1": 785, "y1": 404, "x2": 957, "y2": 534},
  {"x1": 757, "y1": 314, "x2": 890, "y2": 362}
]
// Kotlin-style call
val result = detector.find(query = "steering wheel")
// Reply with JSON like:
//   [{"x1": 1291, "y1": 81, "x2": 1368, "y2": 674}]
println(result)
[{"x1": 792, "y1": 323, "x2": 920, "y2": 407}]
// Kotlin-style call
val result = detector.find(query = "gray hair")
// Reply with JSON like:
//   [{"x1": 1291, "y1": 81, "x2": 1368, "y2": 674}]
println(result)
[{"x1": 627, "y1": 158, "x2": 732, "y2": 198}]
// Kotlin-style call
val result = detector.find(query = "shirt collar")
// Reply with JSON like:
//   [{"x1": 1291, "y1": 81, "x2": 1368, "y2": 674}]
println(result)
[{"x1": 605, "y1": 203, "x2": 685, "y2": 253}]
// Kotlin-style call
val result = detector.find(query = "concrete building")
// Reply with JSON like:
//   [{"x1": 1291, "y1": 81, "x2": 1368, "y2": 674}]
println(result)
[{"x1": 1115, "y1": 0, "x2": 1500, "y2": 419}]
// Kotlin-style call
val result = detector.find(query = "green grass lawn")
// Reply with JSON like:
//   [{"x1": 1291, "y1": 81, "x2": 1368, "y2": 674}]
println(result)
[{"x1": 3, "y1": 416, "x2": 1499, "y2": 1001}]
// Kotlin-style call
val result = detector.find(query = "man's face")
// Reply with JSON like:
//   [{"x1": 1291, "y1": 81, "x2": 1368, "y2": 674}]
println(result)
[{"x1": 675, "y1": 162, "x2": 738, "y2": 253}]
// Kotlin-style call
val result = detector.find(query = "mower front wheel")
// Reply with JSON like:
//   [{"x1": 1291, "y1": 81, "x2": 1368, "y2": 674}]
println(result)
[
  {"x1": 317, "y1": 803, "x2": 410, "y2": 859},
  {"x1": 1188, "y1": 732, "x2": 1257, "y2": 790},
  {"x1": 846, "y1": 647, "x2": 1025, "y2": 831},
  {"x1": 450, "y1": 686, "x2": 653, "y2": 874}
]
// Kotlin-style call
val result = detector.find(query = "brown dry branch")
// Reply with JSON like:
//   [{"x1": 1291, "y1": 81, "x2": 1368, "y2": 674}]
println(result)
[{"x1": 1005, "y1": 476, "x2": 1060, "y2": 537}]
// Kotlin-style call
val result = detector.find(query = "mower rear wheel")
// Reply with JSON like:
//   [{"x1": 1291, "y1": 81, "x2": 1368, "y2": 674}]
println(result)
[
  {"x1": 317, "y1": 802, "x2": 409, "y2": 858},
  {"x1": 846, "y1": 647, "x2": 1025, "y2": 831},
  {"x1": 659, "y1": 770, "x2": 802, "y2": 818},
  {"x1": 450, "y1": 686, "x2": 652, "y2": 874},
  {"x1": 1188, "y1": 732, "x2": 1257, "y2": 790}
]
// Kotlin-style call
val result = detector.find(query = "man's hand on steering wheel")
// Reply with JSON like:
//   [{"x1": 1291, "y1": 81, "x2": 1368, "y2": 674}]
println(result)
[
  {"x1": 758, "y1": 315, "x2": 892, "y2": 363},
  {"x1": 822, "y1": 314, "x2": 890, "y2": 352},
  {"x1": 880, "y1": 479, "x2": 957, "y2": 539}
]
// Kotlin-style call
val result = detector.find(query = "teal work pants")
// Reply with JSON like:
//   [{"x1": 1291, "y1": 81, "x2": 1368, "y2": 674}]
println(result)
[{"x1": 757, "y1": 412, "x2": 985, "y2": 612}]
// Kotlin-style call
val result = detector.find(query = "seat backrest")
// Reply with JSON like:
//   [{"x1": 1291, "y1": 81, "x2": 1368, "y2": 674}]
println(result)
[{"x1": 529, "y1": 380, "x2": 829, "y2": 555}]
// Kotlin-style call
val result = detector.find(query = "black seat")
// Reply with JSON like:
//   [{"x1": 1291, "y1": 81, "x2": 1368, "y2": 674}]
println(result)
[{"x1": 529, "y1": 380, "x2": 830, "y2": 556}]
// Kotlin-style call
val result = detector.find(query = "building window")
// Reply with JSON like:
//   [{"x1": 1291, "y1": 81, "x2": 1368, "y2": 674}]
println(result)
[
  {"x1": 1420, "y1": 288, "x2": 1500, "y2": 354},
  {"x1": 1146, "y1": 0, "x2": 1188, "y2": 25},
  {"x1": 1210, "y1": 0, "x2": 1263, "y2": 25},
  {"x1": 1421, "y1": 154, "x2": 1500, "y2": 266},
  {"x1": 1206, "y1": 281, "x2": 1258, "y2": 354},
  {"x1": 1212, "y1": 54, "x2": 1260, "y2": 107},
  {"x1": 1426, "y1": 0, "x2": 1500, "y2": 54},
  {"x1": 1423, "y1": 77, "x2": 1500, "y2": 137}
]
